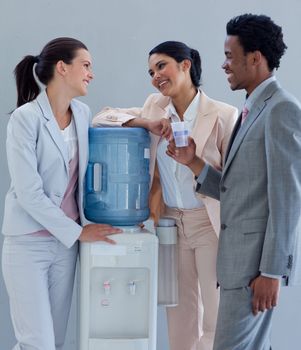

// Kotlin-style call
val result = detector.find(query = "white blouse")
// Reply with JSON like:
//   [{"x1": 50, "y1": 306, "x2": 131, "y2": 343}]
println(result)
[
  {"x1": 156, "y1": 91, "x2": 204, "y2": 209},
  {"x1": 60, "y1": 116, "x2": 78, "y2": 162}
]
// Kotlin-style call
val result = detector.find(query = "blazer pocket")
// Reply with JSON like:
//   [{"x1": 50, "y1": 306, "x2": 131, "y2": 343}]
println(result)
[{"x1": 241, "y1": 218, "x2": 267, "y2": 235}]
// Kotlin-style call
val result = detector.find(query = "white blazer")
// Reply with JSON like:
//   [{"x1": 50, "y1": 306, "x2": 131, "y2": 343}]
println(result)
[{"x1": 2, "y1": 90, "x2": 91, "y2": 248}]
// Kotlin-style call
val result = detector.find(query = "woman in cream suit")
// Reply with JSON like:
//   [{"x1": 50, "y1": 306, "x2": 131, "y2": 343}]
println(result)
[
  {"x1": 93, "y1": 41, "x2": 238, "y2": 350},
  {"x1": 1, "y1": 37, "x2": 121, "y2": 350}
]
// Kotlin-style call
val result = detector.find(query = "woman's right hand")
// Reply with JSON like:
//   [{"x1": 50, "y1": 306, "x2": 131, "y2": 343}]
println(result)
[
  {"x1": 79, "y1": 224, "x2": 122, "y2": 244},
  {"x1": 147, "y1": 119, "x2": 172, "y2": 139}
]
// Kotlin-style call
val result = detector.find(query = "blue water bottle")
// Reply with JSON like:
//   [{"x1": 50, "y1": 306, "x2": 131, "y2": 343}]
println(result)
[{"x1": 84, "y1": 127, "x2": 150, "y2": 226}]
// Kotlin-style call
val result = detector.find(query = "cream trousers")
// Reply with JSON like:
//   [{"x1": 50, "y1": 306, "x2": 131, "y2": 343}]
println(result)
[{"x1": 164, "y1": 206, "x2": 219, "y2": 350}]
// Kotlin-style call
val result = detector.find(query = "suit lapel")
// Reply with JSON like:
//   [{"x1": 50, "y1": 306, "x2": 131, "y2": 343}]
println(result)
[
  {"x1": 191, "y1": 91, "x2": 218, "y2": 155},
  {"x1": 153, "y1": 94, "x2": 172, "y2": 119},
  {"x1": 72, "y1": 101, "x2": 88, "y2": 181},
  {"x1": 37, "y1": 91, "x2": 69, "y2": 174},
  {"x1": 223, "y1": 81, "x2": 279, "y2": 177},
  {"x1": 224, "y1": 113, "x2": 242, "y2": 164},
  {"x1": 154, "y1": 91, "x2": 218, "y2": 155}
]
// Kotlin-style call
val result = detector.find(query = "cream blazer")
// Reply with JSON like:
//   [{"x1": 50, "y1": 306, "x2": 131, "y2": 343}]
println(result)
[{"x1": 93, "y1": 91, "x2": 238, "y2": 235}]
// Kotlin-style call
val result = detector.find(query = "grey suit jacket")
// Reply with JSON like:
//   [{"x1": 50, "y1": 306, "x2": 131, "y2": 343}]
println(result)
[
  {"x1": 198, "y1": 80, "x2": 301, "y2": 288},
  {"x1": 2, "y1": 90, "x2": 91, "y2": 248}
]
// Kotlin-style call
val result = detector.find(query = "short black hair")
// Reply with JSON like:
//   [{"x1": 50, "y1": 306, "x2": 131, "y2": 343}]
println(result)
[{"x1": 226, "y1": 14, "x2": 287, "y2": 71}]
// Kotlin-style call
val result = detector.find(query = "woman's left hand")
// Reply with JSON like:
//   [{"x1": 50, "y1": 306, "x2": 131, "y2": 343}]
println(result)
[{"x1": 147, "y1": 118, "x2": 172, "y2": 139}]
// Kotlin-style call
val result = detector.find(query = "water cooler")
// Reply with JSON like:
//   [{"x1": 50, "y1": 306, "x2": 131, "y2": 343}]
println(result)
[{"x1": 79, "y1": 127, "x2": 158, "y2": 350}]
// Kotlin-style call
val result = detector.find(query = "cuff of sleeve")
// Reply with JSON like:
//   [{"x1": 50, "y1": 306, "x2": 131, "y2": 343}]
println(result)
[
  {"x1": 261, "y1": 272, "x2": 282, "y2": 279},
  {"x1": 195, "y1": 163, "x2": 209, "y2": 184},
  {"x1": 92, "y1": 111, "x2": 136, "y2": 127}
]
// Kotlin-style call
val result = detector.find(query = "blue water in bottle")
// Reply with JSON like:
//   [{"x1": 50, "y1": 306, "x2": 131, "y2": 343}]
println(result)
[{"x1": 84, "y1": 127, "x2": 150, "y2": 226}]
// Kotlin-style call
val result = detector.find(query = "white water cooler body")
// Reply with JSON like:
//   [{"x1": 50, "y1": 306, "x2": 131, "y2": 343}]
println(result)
[{"x1": 79, "y1": 226, "x2": 158, "y2": 350}]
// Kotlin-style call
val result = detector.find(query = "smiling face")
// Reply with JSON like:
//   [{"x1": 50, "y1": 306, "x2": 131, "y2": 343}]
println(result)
[
  {"x1": 148, "y1": 53, "x2": 191, "y2": 98},
  {"x1": 222, "y1": 35, "x2": 256, "y2": 94},
  {"x1": 64, "y1": 48, "x2": 94, "y2": 97}
]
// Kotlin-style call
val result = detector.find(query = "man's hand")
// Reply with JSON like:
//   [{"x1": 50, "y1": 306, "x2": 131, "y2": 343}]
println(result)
[
  {"x1": 249, "y1": 275, "x2": 280, "y2": 315},
  {"x1": 166, "y1": 136, "x2": 196, "y2": 165}
]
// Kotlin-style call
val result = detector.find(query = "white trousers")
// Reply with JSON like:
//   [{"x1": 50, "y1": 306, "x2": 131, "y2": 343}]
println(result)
[
  {"x1": 165, "y1": 207, "x2": 219, "y2": 350},
  {"x1": 2, "y1": 234, "x2": 78, "y2": 350}
]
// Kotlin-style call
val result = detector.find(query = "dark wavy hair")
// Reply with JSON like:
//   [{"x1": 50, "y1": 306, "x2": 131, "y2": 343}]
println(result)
[
  {"x1": 226, "y1": 14, "x2": 287, "y2": 71},
  {"x1": 149, "y1": 41, "x2": 202, "y2": 87},
  {"x1": 14, "y1": 37, "x2": 87, "y2": 107}
]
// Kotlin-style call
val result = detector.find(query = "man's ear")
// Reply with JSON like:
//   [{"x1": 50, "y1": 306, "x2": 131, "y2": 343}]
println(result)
[{"x1": 252, "y1": 50, "x2": 262, "y2": 66}]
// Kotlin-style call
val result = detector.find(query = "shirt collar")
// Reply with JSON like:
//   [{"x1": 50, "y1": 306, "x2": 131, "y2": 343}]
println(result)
[
  {"x1": 165, "y1": 90, "x2": 201, "y2": 122},
  {"x1": 245, "y1": 76, "x2": 276, "y2": 111}
]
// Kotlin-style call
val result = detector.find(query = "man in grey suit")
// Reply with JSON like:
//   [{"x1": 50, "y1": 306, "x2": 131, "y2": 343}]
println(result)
[{"x1": 167, "y1": 14, "x2": 301, "y2": 350}]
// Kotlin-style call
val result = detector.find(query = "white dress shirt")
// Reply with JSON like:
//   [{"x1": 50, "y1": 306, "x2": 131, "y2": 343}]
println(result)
[{"x1": 244, "y1": 76, "x2": 276, "y2": 113}]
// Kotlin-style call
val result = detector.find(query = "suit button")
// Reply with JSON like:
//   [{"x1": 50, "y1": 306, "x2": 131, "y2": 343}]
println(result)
[
  {"x1": 221, "y1": 224, "x2": 227, "y2": 230},
  {"x1": 220, "y1": 185, "x2": 227, "y2": 192}
]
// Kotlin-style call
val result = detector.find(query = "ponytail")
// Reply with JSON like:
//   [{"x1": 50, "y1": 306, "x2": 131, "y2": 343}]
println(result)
[
  {"x1": 14, "y1": 55, "x2": 40, "y2": 107},
  {"x1": 190, "y1": 49, "x2": 202, "y2": 88}
]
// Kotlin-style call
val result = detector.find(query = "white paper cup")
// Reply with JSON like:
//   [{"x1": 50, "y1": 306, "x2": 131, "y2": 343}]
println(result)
[{"x1": 171, "y1": 122, "x2": 189, "y2": 147}]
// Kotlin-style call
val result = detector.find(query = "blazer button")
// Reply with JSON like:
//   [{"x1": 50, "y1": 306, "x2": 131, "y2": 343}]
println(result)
[{"x1": 221, "y1": 224, "x2": 227, "y2": 230}]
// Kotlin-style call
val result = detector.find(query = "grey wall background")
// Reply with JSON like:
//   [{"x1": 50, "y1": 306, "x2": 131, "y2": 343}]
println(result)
[{"x1": 1, "y1": 0, "x2": 301, "y2": 349}]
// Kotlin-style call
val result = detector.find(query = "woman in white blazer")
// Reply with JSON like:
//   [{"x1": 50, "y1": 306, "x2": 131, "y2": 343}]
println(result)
[
  {"x1": 93, "y1": 41, "x2": 238, "y2": 350},
  {"x1": 1, "y1": 37, "x2": 121, "y2": 350}
]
